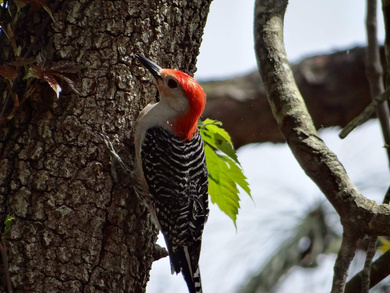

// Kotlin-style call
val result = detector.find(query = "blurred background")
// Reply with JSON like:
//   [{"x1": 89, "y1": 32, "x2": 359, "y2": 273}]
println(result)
[{"x1": 148, "y1": 0, "x2": 390, "y2": 292}]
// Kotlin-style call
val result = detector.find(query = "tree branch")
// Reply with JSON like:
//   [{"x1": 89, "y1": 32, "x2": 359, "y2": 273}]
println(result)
[
  {"x1": 381, "y1": 0, "x2": 390, "y2": 86},
  {"x1": 342, "y1": 0, "x2": 390, "y2": 140},
  {"x1": 254, "y1": 0, "x2": 390, "y2": 238},
  {"x1": 345, "y1": 250, "x2": 390, "y2": 292},
  {"x1": 359, "y1": 0, "x2": 390, "y2": 290},
  {"x1": 254, "y1": 1, "x2": 390, "y2": 291},
  {"x1": 339, "y1": 88, "x2": 390, "y2": 138},
  {"x1": 331, "y1": 233, "x2": 358, "y2": 293},
  {"x1": 365, "y1": 0, "x2": 390, "y2": 166},
  {"x1": 361, "y1": 236, "x2": 378, "y2": 293},
  {"x1": 345, "y1": 186, "x2": 390, "y2": 291}
]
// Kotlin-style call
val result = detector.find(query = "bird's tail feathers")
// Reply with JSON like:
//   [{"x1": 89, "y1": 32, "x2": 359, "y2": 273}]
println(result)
[{"x1": 169, "y1": 246, "x2": 203, "y2": 293}]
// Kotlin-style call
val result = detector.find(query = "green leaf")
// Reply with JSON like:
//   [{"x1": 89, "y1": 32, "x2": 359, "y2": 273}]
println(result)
[
  {"x1": 3, "y1": 214, "x2": 15, "y2": 235},
  {"x1": 199, "y1": 118, "x2": 252, "y2": 227},
  {"x1": 199, "y1": 118, "x2": 238, "y2": 163},
  {"x1": 205, "y1": 144, "x2": 240, "y2": 226},
  {"x1": 200, "y1": 118, "x2": 232, "y2": 143},
  {"x1": 224, "y1": 156, "x2": 251, "y2": 197}
]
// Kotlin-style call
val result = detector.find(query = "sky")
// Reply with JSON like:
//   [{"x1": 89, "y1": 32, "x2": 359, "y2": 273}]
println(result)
[
  {"x1": 148, "y1": 1, "x2": 389, "y2": 292},
  {"x1": 195, "y1": 0, "x2": 385, "y2": 80}
]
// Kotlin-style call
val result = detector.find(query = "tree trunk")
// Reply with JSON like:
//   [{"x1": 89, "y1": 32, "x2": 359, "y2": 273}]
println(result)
[{"x1": 0, "y1": 0, "x2": 211, "y2": 292}]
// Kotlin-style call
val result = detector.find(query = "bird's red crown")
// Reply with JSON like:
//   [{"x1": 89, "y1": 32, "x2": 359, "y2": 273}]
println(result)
[{"x1": 163, "y1": 69, "x2": 206, "y2": 141}]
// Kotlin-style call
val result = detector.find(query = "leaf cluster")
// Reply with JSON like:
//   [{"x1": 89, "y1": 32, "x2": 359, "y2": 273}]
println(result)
[
  {"x1": 199, "y1": 118, "x2": 251, "y2": 227},
  {"x1": 0, "y1": 0, "x2": 80, "y2": 128}
]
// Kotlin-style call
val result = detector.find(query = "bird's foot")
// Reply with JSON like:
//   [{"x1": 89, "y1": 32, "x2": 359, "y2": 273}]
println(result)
[{"x1": 100, "y1": 132, "x2": 132, "y2": 182}]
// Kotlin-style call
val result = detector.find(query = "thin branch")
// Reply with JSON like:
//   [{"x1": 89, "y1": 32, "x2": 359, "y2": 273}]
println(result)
[
  {"x1": 342, "y1": 0, "x2": 390, "y2": 140},
  {"x1": 383, "y1": 184, "x2": 390, "y2": 205},
  {"x1": 360, "y1": 185, "x2": 390, "y2": 292},
  {"x1": 381, "y1": 0, "x2": 390, "y2": 86},
  {"x1": 365, "y1": 0, "x2": 390, "y2": 167},
  {"x1": 339, "y1": 88, "x2": 390, "y2": 138},
  {"x1": 331, "y1": 233, "x2": 358, "y2": 293},
  {"x1": 345, "y1": 250, "x2": 390, "y2": 292},
  {"x1": 254, "y1": 2, "x2": 390, "y2": 292},
  {"x1": 254, "y1": 0, "x2": 390, "y2": 237},
  {"x1": 358, "y1": 1, "x2": 390, "y2": 290},
  {"x1": 361, "y1": 237, "x2": 378, "y2": 293},
  {"x1": 345, "y1": 185, "x2": 390, "y2": 292}
]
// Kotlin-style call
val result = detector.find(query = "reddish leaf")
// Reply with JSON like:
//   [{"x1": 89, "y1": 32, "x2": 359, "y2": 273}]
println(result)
[
  {"x1": 44, "y1": 74, "x2": 61, "y2": 98},
  {"x1": 48, "y1": 60, "x2": 82, "y2": 74},
  {"x1": 28, "y1": 64, "x2": 44, "y2": 79},
  {"x1": 51, "y1": 73, "x2": 80, "y2": 95},
  {"x1": 62, "y1": 76, "x2": 80, "y2": 95},
  {"x1": 0, "y1": 65, "x2": 18, "y2": 80},
  {"x1": 27, "y1": 58, "x2": 81, "y2": 96}
]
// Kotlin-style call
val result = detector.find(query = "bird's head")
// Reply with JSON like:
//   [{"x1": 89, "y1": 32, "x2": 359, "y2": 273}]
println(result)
[{"x1": 136, "y1": 54, "x2": 206, "y2": 141}]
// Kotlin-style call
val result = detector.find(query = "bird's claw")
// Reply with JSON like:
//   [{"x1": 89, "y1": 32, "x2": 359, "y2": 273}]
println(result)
[{"x1": 100, "y1": 132, "x2": 131, "y2": 182}]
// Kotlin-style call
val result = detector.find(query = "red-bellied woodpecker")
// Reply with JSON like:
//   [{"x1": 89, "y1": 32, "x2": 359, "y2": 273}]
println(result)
[{"x1": 134, "y1": 54, "x2": 209, "y2": 293}]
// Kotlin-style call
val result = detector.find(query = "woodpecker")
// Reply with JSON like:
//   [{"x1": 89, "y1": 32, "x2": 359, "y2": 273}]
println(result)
[{"x1": 134, "y1": 54, "x2": 209, "y2": 293}]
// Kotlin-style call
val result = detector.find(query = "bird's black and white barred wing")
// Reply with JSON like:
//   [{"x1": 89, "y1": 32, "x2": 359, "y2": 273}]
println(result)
[{"x1": 141, "y1": 126, "x2": 209, "y2": 292}]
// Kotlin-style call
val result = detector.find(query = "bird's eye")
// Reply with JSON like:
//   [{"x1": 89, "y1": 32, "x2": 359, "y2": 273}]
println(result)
[{"x1": 167, "y1": 79, "x2": 178, "y2": 89}]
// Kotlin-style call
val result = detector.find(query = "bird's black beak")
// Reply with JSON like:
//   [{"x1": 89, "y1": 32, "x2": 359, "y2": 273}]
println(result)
[{"x1": 136, "y1": 54, "x2": 163, "y2": 81}]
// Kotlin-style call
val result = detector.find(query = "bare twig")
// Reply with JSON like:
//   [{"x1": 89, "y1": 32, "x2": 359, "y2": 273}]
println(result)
[
  {"x1": 339, "y1": 88, "x2": 390, "y2": 138},
  {"x1": 254, "y1": 0, "x2": 390, "y2": 236},
  {"x1": 345, "y1": 185, "x2": 390, "y2": 292},
  {"x1": 341, "y1": 0, "x2": 390, "y2": 140},
  {"x1": 358, "y1": 0, "x2": 390, "y2": 290},
  {"x1": 383, "y1": 184, "x2": 390, "y2": 205},
  {"x1": 254, "y1": 0, "x2": 390, "y2": 292},
  {"x1": 381, "y1": 0, "x2": 390, "y2": 86},
  {"x1": 361, "y1": 237, "x2": 378, "y2": 293},
  {"x1": 331, "y1": 233, "x2": 358, "y2": 293},
  {"x1": 365, "y1": 0, "x2": 390, "y2": 166},
  {"x1": 345, "y1": 249, "x2": 390, "y2": 292}
]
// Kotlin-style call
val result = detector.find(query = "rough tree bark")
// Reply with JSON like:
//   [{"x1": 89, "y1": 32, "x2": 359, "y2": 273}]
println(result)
[{"x1": 0, "y1": 0, "x2": 211, "y2": 292}]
